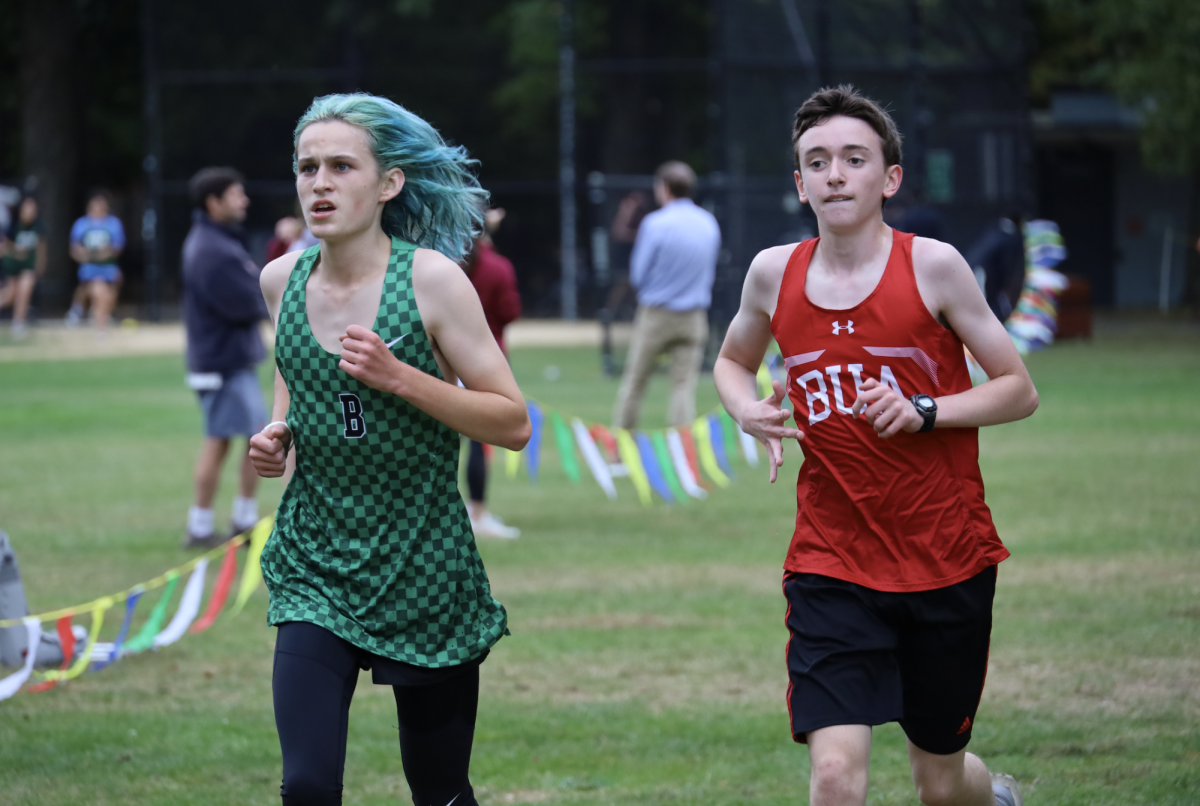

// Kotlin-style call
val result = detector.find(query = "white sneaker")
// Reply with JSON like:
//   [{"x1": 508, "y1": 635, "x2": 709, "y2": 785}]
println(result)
[
  {"x1": 471, "y1": 512, "x2": 521, "y2": 539},
  {"x1": 65, "y1": 304, "x2": 83, "y2": 327},
  {"x1": 11, "y1": 321, "x2": 28, "y2": 340}
]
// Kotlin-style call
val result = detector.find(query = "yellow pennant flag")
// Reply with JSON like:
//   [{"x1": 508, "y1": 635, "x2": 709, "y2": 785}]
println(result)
[
  {"x1": 504, "y1": 446, "x2": 521, "y2": 479},
  {"x1": 693, "y1": 417, "x2": 731, "y2": 488},
  {"x1": 614, "y1": 428, "x2": 653, "y2": 506},
  {"x1": 41, "y1": 598, "x2": 111, "y2": 682},
  {"x1": 756, "y1": 363, "x2": 774, "y2": 399},
  {"x1": 231, "y1": 516, "x2": 273, "y2": 616}
]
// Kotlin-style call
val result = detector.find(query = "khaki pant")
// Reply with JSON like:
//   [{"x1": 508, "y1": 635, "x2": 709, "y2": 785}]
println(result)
[{"x1": 612, "y1": 306, "x2": 709, "y2": 429}]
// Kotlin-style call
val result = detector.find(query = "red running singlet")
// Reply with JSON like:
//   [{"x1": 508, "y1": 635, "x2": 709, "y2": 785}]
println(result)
[{"x1": 770, "y1": 230, "x2": 1008, "y2": 592}]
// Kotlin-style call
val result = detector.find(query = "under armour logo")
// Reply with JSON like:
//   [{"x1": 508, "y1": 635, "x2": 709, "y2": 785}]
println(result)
[{"x1": 832, "y1": 320, "x2": 854, "y2": 335}]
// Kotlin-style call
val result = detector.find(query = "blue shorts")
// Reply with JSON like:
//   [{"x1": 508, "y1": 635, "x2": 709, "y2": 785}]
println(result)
[
  {"x1": 197, "y1": 369, "x2": 267, "y2": 438},
  {"x1": 78, "y1": 264, "x2": 121, "y2": 283}
]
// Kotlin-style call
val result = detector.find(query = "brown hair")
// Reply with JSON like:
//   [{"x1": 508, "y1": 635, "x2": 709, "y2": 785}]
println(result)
[
  {"x1": 654, "y1": 160, "x2": 697, "y2": 200},
  {"x1": 792, "y1": 85, "x2": 903, "y2": 169},
  {"x1": 188, "y1": 166, "x2": 245, "y2": 210}
]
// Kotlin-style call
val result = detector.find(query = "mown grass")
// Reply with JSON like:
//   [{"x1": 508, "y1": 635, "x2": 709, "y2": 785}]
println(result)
[{"x1": 0, "y1": 316, "x2": 1197, "y2": 805}]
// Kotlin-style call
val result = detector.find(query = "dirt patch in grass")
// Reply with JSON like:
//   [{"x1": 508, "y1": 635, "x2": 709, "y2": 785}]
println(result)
[
  {"x1": 987, "y1": 656, "x2": 1200, "y2": 720},
  {"x1": 998, "y1": 556, "x2": 1200, "y2": 589}
]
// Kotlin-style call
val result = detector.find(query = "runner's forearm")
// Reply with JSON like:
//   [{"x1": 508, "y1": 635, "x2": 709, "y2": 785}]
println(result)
[
  {"x1": 713, "y1": 356, "x2": 761, "y2": 427},
  {"x1": 930, "y1": 372, "x2": 1037, "y2": 429},
  {"x1": 385, "y1": 365, "x2": 531, "y2": 450}
]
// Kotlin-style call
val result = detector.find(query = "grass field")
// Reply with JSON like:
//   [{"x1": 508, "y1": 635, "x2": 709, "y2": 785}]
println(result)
[{"x1": 0, "y1": 317, "x2": 1198, "y2": 805}]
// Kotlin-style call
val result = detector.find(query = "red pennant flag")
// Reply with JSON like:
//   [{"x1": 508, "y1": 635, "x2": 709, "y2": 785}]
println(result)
[
  {"x1": 190, "y1": 542, "x2": 238, "y2": 634},
  {"x1": 589, "y1": 424, "x2": 619, "y2": 463},
  {"x1": 28, "y1": 615, "x2": 75, "y2": 694},
  {"x1": 678, "y1": 426, "x2": 705, "y2": 487}
]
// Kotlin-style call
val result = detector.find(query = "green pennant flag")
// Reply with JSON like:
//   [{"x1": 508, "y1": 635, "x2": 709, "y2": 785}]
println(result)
[
  {"x1": 719, "y1": 408, "x2": 741, "y2": 466},
  {"x1": 550, "y1": 410, "x2": 582, "y2": 483},
  {"x1": 651, "y1": 431, "x2": 688, "y2": 504},
  {"x1": 122, "y1": 575, "x2": 179, "y2": 654}
]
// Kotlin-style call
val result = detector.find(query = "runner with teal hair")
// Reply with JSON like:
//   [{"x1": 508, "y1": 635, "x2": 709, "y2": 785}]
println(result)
[
  {"x1": 293, "y1": 92, "x2": 488, "y2": 263},
  {"x1": 250, "y1": 92, "x2": 531, "y2": 805}
]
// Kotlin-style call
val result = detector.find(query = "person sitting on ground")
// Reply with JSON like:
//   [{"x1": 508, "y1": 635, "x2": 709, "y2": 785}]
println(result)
[
  {"x1": 67, "y1": 190, "x2": 124, "y2": 331},
  {"x1": 0, "y1": 196, "x2": 46, "y2": 339}
]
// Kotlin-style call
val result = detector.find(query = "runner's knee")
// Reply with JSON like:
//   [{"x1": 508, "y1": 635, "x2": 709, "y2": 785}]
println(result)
[{"x1": 810, "y1": 750, "x2": 868, "y2": 805}]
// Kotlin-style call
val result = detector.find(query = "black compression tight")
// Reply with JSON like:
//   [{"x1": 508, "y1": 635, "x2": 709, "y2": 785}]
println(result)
[{"x1": 272, "y1": 622, "x2": 479, "y2": 806}]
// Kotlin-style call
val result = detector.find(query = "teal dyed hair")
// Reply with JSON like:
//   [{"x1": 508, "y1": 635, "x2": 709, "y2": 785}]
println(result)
[{"x1": 293, "y1": 93, "x2": 487, "y2": 262}]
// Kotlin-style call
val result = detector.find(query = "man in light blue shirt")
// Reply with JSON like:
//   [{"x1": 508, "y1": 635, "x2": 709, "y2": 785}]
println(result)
[{"x1": 613, "y1": 161, "x2": 721, "y2": 429}]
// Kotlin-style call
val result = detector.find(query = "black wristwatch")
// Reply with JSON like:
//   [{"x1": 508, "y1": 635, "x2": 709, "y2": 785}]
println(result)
[{"x1": 910, "y1": 394, "x2": 937, "y2": 433}]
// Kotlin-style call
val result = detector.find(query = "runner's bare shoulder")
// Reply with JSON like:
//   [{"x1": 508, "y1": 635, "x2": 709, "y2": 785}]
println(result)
[
  {"x1": 745, "y1": 243, "x2": 799, "y2": 306},
  {"x1": 260, "y1": 250, "x2": 306, "y2": 318}
]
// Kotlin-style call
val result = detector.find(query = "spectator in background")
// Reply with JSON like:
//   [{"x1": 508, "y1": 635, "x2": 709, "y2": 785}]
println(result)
[
  {"x1": 67, "y1": 189, "x2": 124, "y2": 331},
  {"x1": 605, "y1": 190, "x2": 652, "y2": 319},
  {"x1": 264, "y1": 215, "x2": 303, "y2": 264},
  {"x1": 0, "y1": 196, "x2": 47, "y2": 339},
  {"x1": 180, "y1": 167, "x2": 269, "y2": 549},
  {"x1": 464, "y1": 207, "x2": 523, "y2": 539},
  {"x1": 612, "y1": 161, "x2": 720, "y2": 430},
  {"x1": 966, "y1": 213, "x2": 1026, "y2": 322}
]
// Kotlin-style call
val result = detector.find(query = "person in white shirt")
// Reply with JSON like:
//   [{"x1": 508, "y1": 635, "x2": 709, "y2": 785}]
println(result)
[{"x1": 612, "y1": 161, "x2": 721, "y2": 429}]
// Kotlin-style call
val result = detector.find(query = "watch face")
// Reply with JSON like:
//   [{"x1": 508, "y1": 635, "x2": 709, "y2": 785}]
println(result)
[{"x1": 915, "y1": 395, "x2": 935, "y2": 413}]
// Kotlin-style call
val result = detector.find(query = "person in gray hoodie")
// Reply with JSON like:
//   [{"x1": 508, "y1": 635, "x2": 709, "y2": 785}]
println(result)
[{"x1": 181, "y1": 167, "x2": 269, "y2": 548}]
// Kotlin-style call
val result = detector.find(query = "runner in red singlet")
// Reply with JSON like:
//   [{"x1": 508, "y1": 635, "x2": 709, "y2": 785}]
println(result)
[{"x1": 714, "y1": 86, "x2": 1037, "y2": 806}]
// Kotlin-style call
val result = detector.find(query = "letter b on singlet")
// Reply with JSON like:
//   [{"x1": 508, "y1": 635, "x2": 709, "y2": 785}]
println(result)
[{"x1": 339, "y1": 393, "x2": 366, "y2": 439}]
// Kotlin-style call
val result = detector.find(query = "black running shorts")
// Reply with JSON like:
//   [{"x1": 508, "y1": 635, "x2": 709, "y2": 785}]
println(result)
[{"x1": 783, "y1": 565, "x2": 996, "y2": 755}]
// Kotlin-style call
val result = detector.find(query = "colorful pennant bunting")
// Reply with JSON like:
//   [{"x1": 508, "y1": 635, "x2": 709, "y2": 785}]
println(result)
[
  {"x1": 635, "y1": 432, "x2": 675, "y2": 503},
  {"x1": 0, "y1": 619, "x2": 41, "y2": 700},
  {"x1": 614, "y1": 428, "x2": 653, "y2": 506},
  {"x1": 650, "y1": 431, "x2": 687, "y2": 503},
  {"x1": 572, "y1": 419, "x2": 617, "y2": 500},
  {"x1": 666, "y1": 428, "x2": 707, "y2": 499},
  {"x1": 191, "y1": 543, "x2": 238, "y2": 634},
  {"x1": 525, "y1": 402, "x2": 544, "y2": 482},
  {"x1": 549, "y1": 411, "x2": 582, "y2": 484}
]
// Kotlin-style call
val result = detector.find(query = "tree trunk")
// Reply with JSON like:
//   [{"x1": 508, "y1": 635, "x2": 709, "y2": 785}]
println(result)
[{"x1": 21, "y1": 0, "x2": 78, "y2": 309}]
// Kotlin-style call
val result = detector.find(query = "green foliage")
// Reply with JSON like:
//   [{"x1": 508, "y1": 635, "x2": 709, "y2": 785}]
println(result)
[{"x1": 1033, "y1": 0, "x2": 1200, "y2": 173}]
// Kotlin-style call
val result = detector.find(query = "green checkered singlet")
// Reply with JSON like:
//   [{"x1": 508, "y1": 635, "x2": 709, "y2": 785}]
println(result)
[{"x1": 261, "y1": 237, "x2": 507, "y2": 667}]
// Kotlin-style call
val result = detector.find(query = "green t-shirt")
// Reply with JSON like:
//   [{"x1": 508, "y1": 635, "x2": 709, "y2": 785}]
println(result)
[
  {"x1": 2, "y1": 220, "x2": 41, "y2": 275},
  {"x1": 260, "y1": 238, "x2": 507, "y2": 667}
]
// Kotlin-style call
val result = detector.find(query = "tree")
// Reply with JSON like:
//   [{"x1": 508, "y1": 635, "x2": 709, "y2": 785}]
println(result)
[
  {"x1": 20, "y1": 0, "x2": 80, "y2": 300},
  {"x1": 1034, "y1": 0, "x2": 1200, "y2": 305}
]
